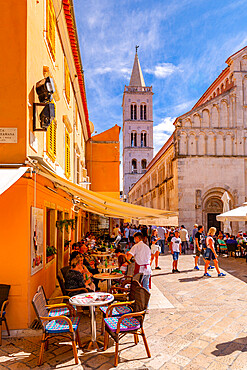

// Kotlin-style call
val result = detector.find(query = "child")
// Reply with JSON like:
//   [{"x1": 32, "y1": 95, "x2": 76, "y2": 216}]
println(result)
[
  {"x1": 118, "y1": 254, "x2": 130, "y2": 275},
  {"x1": 170, "y1": 230, "x2": 182, "y2": 273}
]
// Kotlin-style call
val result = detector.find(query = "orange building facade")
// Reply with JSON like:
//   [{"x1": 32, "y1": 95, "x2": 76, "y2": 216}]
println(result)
[{"x1": 0, "y1": 0, "x2": 93, "y2": 329}]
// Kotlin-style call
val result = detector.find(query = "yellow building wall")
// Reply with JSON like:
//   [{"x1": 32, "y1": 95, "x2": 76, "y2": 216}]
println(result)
[
  {"x1": 86, "y1": 125, "x2": 120, "y2": 199},
  {"x1": 0, "y1": 0, "x2": 27, "y2": 163}
]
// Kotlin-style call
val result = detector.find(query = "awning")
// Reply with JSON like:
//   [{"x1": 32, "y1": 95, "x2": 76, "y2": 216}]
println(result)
[
  {"x1": 216, "y1": 203, "x2": 247, "y2": 222},
  {"x1": 38, "y1": 165, "x2": 178, "y2": 222},
  {"x1": 0, "y1": 167, "x2": 29, "y2": 196}
]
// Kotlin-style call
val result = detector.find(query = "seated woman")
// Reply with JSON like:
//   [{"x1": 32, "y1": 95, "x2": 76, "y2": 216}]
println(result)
[
  {"x1": 65, "y1": 255, "x2": 87, "y2": 296},
  {"x1": 80, "y1": 263, "x2": 95, "y2": 291},
  {"x1": 217, "y1": 235, "x2": 228, "y2": 255}
]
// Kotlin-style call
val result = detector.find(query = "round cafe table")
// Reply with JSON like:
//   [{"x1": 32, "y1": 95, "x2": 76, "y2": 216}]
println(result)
[
  {"x1": 69, "y1": 292, "x2": 114, "y2": 351},
  {"x1": 93, "y1": 272, "x2": 123, "y2": 292}
]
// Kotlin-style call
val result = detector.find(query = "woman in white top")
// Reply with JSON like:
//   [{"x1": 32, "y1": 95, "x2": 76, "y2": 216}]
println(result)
[{"x1": 204, "y1": 227, "x2": 226, "y2": 277}]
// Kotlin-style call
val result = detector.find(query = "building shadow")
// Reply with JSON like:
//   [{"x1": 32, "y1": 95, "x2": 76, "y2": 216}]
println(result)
[
  {"x1": 152, "y1": 269, "x2": 194, "y2": 278},
  {"x1": 178, "y1": 276, "x2": 204, "y2": 282}
]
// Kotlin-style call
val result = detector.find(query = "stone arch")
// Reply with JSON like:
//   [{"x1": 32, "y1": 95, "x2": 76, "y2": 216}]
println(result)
[
  {"x1": 207, "y1": 132, "x2": 215, "y2": 155},
  {"x1": 188, "y1": 132, "x2": 197, "y2": 155},
  {"x1": 179, "y1": 132, "x2": 187, "y2": 155},
  {"x1": 243, "y1": 76, "x2": 247, "y2": 106},
  {"x1": 225, "y1": 133, "x2": 232, "y2": 156},
  {"x1": 216, "y1": 132, "x2": 224, "y2": 156},
  {"x1": 202, "y1": 109, "x2": 210, "y2": 128},
  {"x1": 220, "y1": 99, "x2": 229, "y2": 128},
  {"x1": 198, "y1": 132, "x2": 205, "y2": 155},
  {"x1": 183, "y1": 118, "x2": 192, "y2": 128},
  {"x1": 220, "y1": 83, "x2": 224, "y2": 93},
  {"x1": 202, "y1": 188, "x2": 234, "y2": 232},
  {"x1": 193, "y1": 113, "x2": 201, "y2": 127},
  {"x1": 225, "y1": 78, "x2": 229, "y2": 89},
  {"x1": 240, "y1": 55, "x2": 247, "y2": 71},
  {"x1": 212, "y1": 104, "x2": 219, "y2": 128}
]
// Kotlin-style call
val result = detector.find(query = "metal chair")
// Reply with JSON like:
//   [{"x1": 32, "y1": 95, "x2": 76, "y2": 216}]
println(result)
[
  {"x1": 0, "y1": 284, "x2": 10, "y2": 345},
  {"x1": 103, "y1": 283, "x2": 151, "y2": 366},
  {"x1": 32, "y1": 287, "x2": 81, "y2": 365}
]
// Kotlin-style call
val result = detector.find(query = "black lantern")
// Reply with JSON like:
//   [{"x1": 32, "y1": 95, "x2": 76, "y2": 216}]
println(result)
[{"x1": 33, "y1": 77, "x2": 56, "y2": 131}]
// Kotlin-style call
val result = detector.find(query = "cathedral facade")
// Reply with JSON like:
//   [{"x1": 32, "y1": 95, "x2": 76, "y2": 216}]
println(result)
[
  {"x1": 128, "y1": 46, "x2": 247, "y2": 234},
  {"x1": 122, "y1": 51, "x2": 153, "y2": 197}
]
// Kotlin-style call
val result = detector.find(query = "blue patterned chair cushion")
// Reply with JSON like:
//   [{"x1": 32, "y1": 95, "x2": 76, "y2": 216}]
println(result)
[
  {"x1": 2, "y1": 311, "x2": 6, "y2": 317},
  {"x1": 100, "y1": 305, "x2": 132, "y2": 316},
  {"x1": 104, "y1": 317, "x2": 140, "y2": 332},
  {"x1": 48, "y1": 307, "x2": 70, "y2": 317},
  {"x1": 45, "y1": 317, "x2": 80, "y2": 334}
]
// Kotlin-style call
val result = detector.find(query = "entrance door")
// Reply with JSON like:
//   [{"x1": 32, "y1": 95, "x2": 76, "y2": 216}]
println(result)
[{"x1": 207, "y1": 213, "x2": 221, "y2": 232}]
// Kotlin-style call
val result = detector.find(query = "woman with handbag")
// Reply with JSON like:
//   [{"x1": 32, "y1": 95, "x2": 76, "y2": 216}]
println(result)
[{"x1": 150, "y1": 229, "x2": 161, "y2": 270}]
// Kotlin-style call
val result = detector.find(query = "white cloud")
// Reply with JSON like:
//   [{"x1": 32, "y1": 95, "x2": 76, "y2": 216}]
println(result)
[
  {"x1": 145, "y1": 63, "x2": 182, "y2": 78},
  {"x1": 153, "y1": 117, "x2": 175, "y2": 154}
]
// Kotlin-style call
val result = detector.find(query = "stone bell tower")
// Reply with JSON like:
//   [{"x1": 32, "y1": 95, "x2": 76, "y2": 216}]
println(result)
[{"x1": 122, "y1": 48, "x2": 153, "y2": 198}]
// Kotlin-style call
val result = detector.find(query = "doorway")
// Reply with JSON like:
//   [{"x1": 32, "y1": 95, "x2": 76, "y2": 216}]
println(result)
[{"x1": 207, "y1": 213, "x2": 221, "y2": 232}]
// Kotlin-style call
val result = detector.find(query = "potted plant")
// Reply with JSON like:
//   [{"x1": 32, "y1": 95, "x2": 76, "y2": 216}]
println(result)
[
  {"x1": 64, "y1": 239, "x2": 71, "y2": 251},
  {"x1": 56, "y1": 219, "x2": 75, "y2": 232},
  {"x1": 46, "y1": 245, "x2": 57, "y2": 263}
]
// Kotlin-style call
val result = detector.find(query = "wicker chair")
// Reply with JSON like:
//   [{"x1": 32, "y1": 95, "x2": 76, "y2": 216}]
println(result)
[
  {"x1": 100, "y1": 280, "x2": 140, "y2": 334},
  {"x1": 57, "y1": 274, "x2": 88, "y2": 297},
  {"x1": 103, "y1": 283, "x2": 151, "y2": 366},
  {"x1": 61, "y1": 266, "x2": 70, "y2": 280},
  {"x1": 37, "y1": 286, "x2": 75, "y2": 318},
  {"x1": 0, "y1": 284, "x2": 10, "y2": 346},
  {"x1": 32, "y1": 287, "x2": 81, "y2": 365}
]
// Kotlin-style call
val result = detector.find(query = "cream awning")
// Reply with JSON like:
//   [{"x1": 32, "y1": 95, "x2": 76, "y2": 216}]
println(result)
[
  {"x1": 0, "y1": 167, "x2": 29, "y2": 195},
  {"x1": 216, "y1": 203, "x2": 247, "y2": 222},
  {"x1": 38, "y1": 165, "x2": 178, "y2": 222}
]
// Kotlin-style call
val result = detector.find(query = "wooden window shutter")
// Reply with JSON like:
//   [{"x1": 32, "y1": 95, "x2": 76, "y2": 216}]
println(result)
[
  {"x1": 64, "y1": 57, "x2": 70, "y2": 103},
  {"x1": 47, "y1": 0, "x2": 56, "y2": 61},
  {"x1": 46, "y1": 120, "x2": 57, "y2": 162},
  {"x1": 65, "y1": 129, "x2": 71, "y2": 178}
]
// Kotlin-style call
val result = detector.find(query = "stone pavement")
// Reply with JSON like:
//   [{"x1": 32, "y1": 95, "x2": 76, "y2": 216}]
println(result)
[{"x1": 1, "y1": 254, "x2": 247, "y2": 369}]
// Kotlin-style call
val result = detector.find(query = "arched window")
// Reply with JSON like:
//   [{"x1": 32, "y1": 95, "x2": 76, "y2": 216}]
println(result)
[
  {"x1": 141, "y1": 159, "x2": 147, "y2": 173},
  {"x1": 131, "y1": 104, "x2": 137, "y2": 120},
  {"x1": 141, "y1": 132, "x2": 147, "y2": 147},
  {"x1": 140, "y1": 104, "x2": 147, "y2": 120},
  {"x1": 131, "y1": 132, "x2": 137, "y2": 147},
  {"x1": 131, "y1": 159, "x2": 137, "y2": 173}
]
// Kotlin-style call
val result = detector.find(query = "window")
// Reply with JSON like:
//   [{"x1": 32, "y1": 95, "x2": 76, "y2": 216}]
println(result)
[
  {"x1": 76, "y1": 156, "x2": 80, "y2": 184},
  {"x1": 46, "y1": 119, "x2": 57, "y2": 161},
  {"x1": 141, "y1": 159, "x2": 147, "y2": 169},
  {"x1": 131, "y1": 132, "x2": 137, "y2": 147},
  {"x1": 131, "y1": 104, "x2": 137, "y2": 120},
  {"x1": 141, "y1": 132, "x2": 147, "y2": 147},
  {"x1": 131, "y1": 159, "x2": 137, "y2": 173},
  {"x1": 46, "y1": 0, "x2": 56, "y2": 61},
  {"x1": 64, "y1": 57, "x2": 70, "y2": 103},
  {"x1": 140, "y1": 104, "x2": 147, "y2": 120},
  {"x1": 65, "y1": 129, "x2": 71, "y2": 178}
]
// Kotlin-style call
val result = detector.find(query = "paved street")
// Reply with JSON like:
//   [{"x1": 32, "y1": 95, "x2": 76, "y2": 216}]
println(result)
[{"x1": 1, "y1": 254, "x2": 247, "y2": 369}]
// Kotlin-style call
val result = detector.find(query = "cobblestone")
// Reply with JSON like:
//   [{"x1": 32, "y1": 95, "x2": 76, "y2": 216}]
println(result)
[{"x1": 1, "y1": 254, "x2": 247, "y2": 369}]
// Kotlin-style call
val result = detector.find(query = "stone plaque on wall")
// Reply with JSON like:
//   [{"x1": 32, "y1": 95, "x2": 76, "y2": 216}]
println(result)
[{"x1": 0, "y1": 128, "x2": 17, "y2": 143}]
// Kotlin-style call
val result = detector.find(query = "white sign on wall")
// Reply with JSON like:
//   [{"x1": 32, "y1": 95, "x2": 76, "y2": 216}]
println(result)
[
  {"x1": 31, "y1": 207, "x2": 44, "y2": 276},
  {"x1": 0, "y1": 128, "x2": 18, "y2": 143}
]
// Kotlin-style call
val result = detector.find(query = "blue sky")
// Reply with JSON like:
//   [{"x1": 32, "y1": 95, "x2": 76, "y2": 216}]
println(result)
[{"x1": 73, "y1": 0, "x2": 247, "y2": 185}]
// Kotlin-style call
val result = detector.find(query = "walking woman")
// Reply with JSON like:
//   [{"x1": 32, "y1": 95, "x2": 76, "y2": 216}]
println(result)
[
  {"x1": 204, "y1": 227, "x2": 226, "y2": 277},
  {"x1": 150, "y1": 229, "x2": 161, "y2": 270}
]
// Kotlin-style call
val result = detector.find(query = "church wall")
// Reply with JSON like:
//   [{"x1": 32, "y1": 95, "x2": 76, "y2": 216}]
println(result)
[{"x1": 177, "y1": 156, "x2": 246, "y2": 235}]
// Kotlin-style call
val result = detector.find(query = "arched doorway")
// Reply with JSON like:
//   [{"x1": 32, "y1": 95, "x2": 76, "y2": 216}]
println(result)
[{"x1": 203, "y1": 197, "x2": 223, "y2": 232}]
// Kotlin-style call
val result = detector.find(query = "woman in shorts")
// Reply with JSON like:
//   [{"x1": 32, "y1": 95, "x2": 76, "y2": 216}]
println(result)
[
  {"x1": 204, "y1": 227, "x2": 226, "y2": 277},
  {"x1": 150, "y1": 229, "x2": 161, "y2": 270}
]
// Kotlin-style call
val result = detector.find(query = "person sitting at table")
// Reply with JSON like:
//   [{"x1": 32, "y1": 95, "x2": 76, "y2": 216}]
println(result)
[
  {"x1": 237, "y1": 232, "x2": 247, "y2": 256},
  {"x1": 226, "y1": 235, "x2": 238, "y2": 257},
  {"x1": 80, "y1": 243, "x2": 100, "y2": 290},
  {"x1": 65, "y1": 256, "x2": 87, "y2": 296},
  {"x1": 217, "y1": 235, "x2": 228, "y2": 255},
  {"x1": 118, "y1": 254, "x2": 130, "y2": 275},
  {"x1": 80, "y1": 262, "x2": 95, "y2": 291}
]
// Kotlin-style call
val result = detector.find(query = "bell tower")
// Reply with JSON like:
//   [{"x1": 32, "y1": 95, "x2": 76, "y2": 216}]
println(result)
[{"x1": 122, "y1": 48, "x2": 153, "y2": 198}]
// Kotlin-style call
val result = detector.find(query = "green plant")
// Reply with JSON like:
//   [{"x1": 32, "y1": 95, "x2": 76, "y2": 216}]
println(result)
[
  {"x1": 56, "y1": 219, "x2": 75, "y2": 232},
  {"x1": 46, "y1": 245, "x2": 57, "y2": 257}
]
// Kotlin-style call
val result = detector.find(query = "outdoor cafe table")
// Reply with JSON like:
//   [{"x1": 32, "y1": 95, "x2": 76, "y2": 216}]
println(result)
[
  {"x1": 93, "y1": 272, "x2": 123, "y2": 292},
  {"x1": 69, "y1": 292, "x2": 114, "y2": 350}
]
